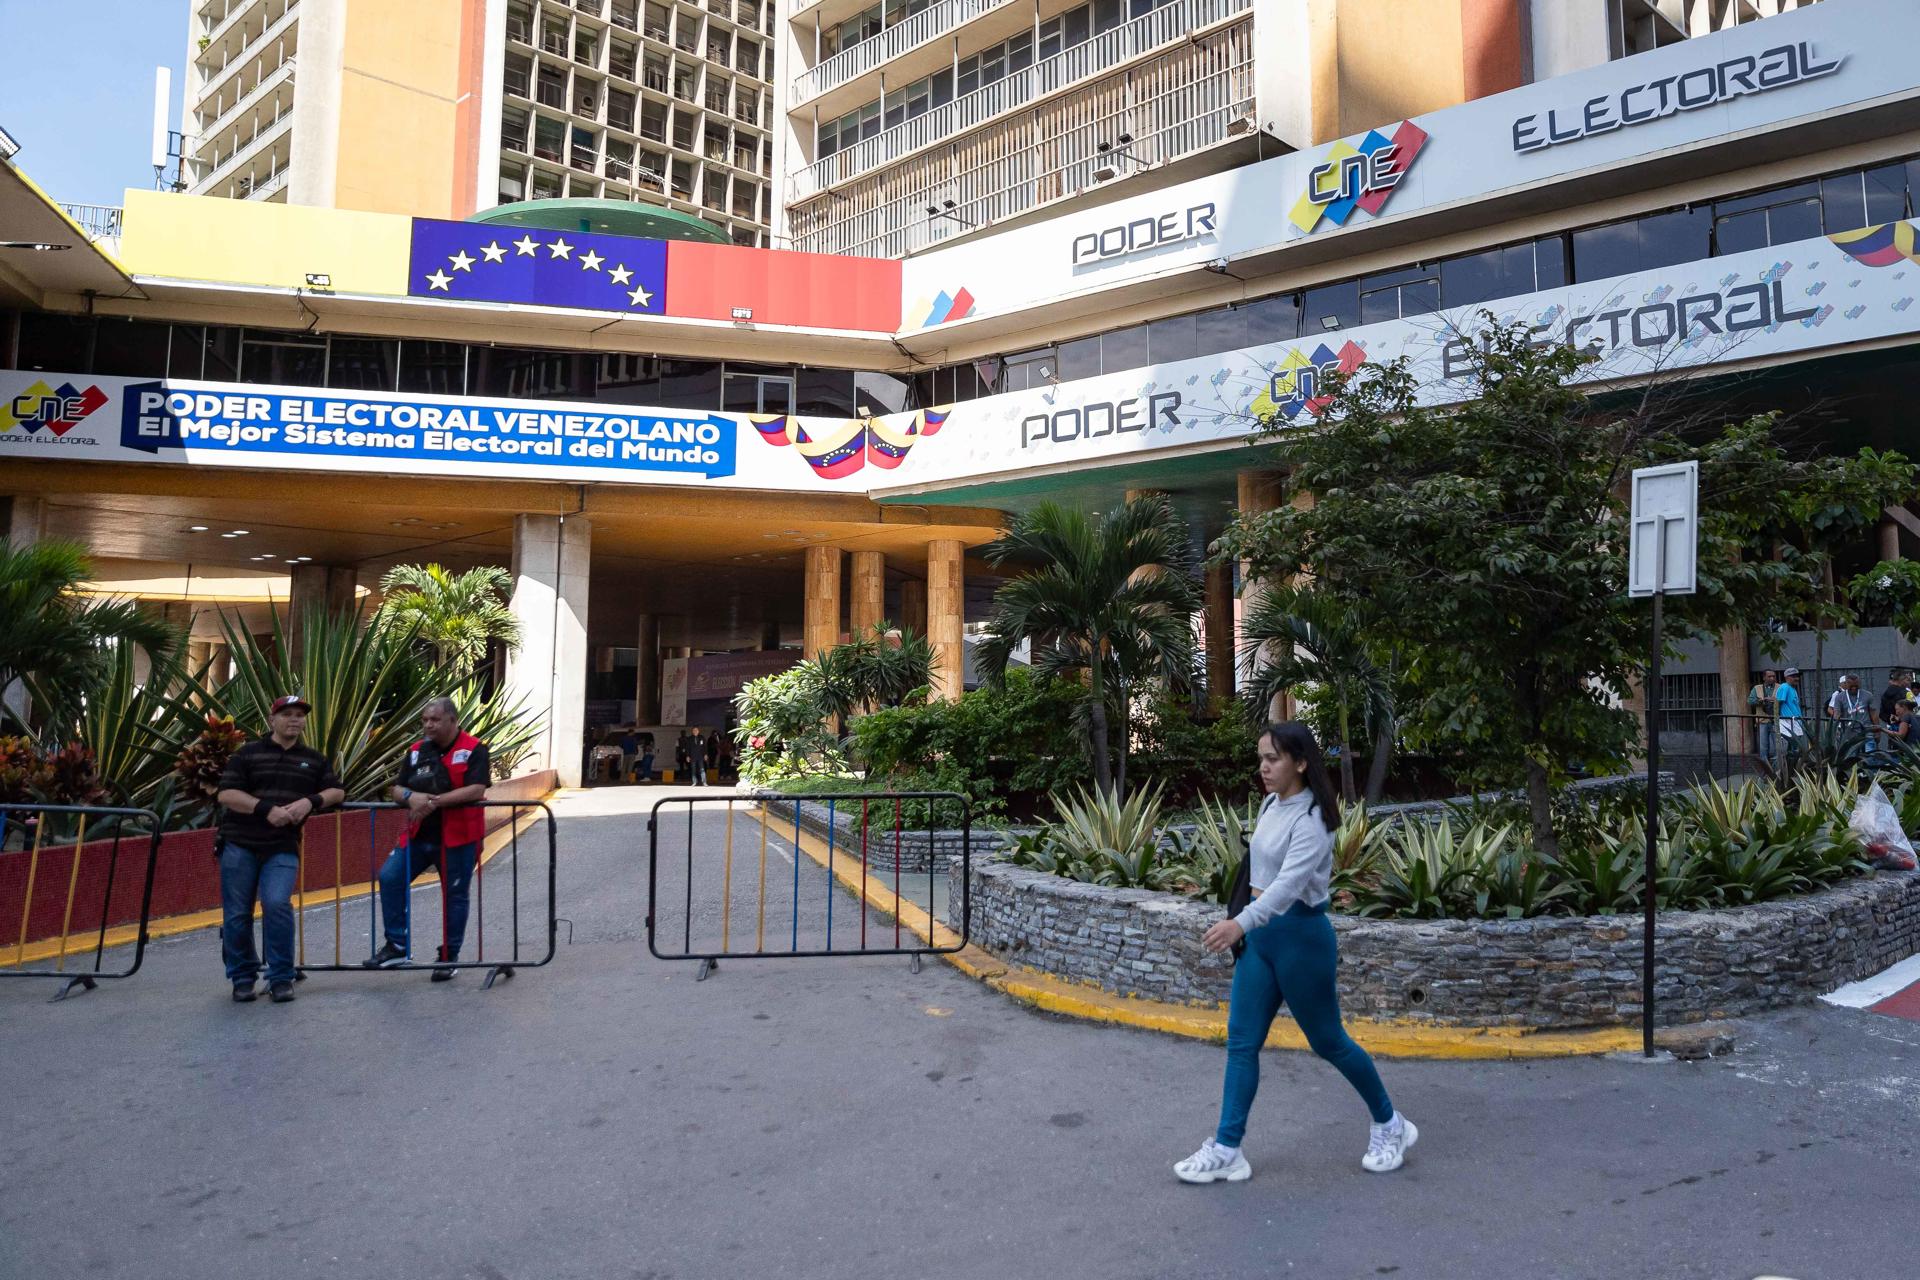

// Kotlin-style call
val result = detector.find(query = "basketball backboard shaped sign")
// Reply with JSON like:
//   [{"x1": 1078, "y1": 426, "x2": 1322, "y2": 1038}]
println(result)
[{"x1": 1629, "y1": 461, "x2": 1698, "y2": 598}]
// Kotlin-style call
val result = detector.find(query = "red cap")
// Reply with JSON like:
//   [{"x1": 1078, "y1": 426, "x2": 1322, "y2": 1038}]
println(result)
[{"x1": 269, "y1": 695, "x2": 312, "y2": 715}]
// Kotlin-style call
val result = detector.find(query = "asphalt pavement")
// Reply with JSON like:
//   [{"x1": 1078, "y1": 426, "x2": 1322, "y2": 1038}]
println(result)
[{"x1": 2, "y1": 784, "x2": 1916, "y2": 1280}]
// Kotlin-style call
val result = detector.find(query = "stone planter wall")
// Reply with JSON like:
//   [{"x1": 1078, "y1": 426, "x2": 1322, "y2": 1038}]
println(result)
[
  {"x1": 946, "y1": 855, "x2": 1920, "y2": 1028},
  {"x1": 758, "y1": 797, "x2": 973, "y2": 876}
]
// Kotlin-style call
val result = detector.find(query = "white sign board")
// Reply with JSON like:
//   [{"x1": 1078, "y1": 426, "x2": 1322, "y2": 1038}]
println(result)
[
  {"x1": 1629, "y1": 462, "x2": 1698, "y2": 598},
  {"x1": 660, "y1": 657, "x2": 689, "y2": 726}
]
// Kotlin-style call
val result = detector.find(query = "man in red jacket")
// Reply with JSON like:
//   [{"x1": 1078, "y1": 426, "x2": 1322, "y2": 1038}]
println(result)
[{"x1": 364, "y1": 696, "x2": 492, "y2": 981}]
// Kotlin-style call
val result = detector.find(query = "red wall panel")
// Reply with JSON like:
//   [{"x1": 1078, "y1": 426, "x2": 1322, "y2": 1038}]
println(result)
[{"x1": 665, "y1": 242, "x2": 902, "y2": 331}]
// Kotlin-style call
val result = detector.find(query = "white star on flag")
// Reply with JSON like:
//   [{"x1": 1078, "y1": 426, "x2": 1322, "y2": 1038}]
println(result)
[
  {"x1": 608, "y1": 264, "x2": 632, "y2": 285},
  {"x1": 480, "y1": 241, "x2": 507, "y2": 263},
  {"x1": 627, "y1": 285, "x2": 653, "y2": 307},
  {"x1": 548, "y1": 238, "x2": 574, "y2": 259},
  {"x1": 426, "y1": 269, "x2": 453, "y2": 291},
  {"x1": 449, "y1": 249, "x2": 476, "y2": 272},
  {"x1": 514, "y1": 234, "x2": 539, "y2": 256},
  {"x1": 579, "y1": 249, "x2": 605, "y2": 271}
]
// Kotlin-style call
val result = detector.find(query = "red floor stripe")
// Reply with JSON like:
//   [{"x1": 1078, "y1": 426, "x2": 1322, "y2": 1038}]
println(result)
[{"x1": 1867, "y1": 980, "x2": 1920, "y2": 1022}]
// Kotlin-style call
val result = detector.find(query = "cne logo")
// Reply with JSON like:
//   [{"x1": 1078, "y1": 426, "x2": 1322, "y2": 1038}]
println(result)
[
  {"x1": 1288, "y1": 121, "x2": 1429, "y2": 236},
  {"x1": 1, "y1": 380, "x2": 108, "y2": 436}
]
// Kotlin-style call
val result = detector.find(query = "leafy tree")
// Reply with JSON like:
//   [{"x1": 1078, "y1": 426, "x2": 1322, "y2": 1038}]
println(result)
[
  {"x1": 0, "y1": 538, "x2": 177, "y2": 733},
  {"x1": 1217, "y1": 323, "x2": 1916, "y2": 857},
  {"x1": 975, "y1": 496, "x2": 1203, "y2": 794},
  {"x1": 1240, "y1": 586, "x2": 1395, "y2": 803},
  {"x1": 374, "y1": 563, "x2": 519, "y2": 672}
]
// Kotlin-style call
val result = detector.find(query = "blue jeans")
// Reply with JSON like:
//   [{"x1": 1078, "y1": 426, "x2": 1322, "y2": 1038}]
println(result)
[
  {"x1": 1216, "y1": 901, "x2": 1393, "y2": 1147},
  {"x1": 220, "y1": 842, "x2": 299, "y2": 985},
  {"x1": 376, "y1": 836, "x2": 480, "y2": 960},
  {"x1": 1754, "y1": 721, "x2": 1778, "y2": 769}
]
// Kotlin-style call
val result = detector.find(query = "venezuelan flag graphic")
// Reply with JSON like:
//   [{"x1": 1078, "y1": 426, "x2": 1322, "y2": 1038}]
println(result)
[
  {"x1": 918, "y1": 407, "x2": 950, "y2": 437},
  {"x1": 866, "y1": 416, "x2": 917, "y2": 469},
  {"x1": 750, "y1": 414, "x2": 795, "y2": 446},
  {"x1": 797, "y1": 419, "x2": 869, "y2": 480},
  {"x1": 1830, "y1": 221, "x2": 1919, "y2": 268}
]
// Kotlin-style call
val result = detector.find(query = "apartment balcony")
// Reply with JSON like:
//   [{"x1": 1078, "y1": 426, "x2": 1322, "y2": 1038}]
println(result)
[
  {"x1": 790, "y1": 0, "x2": 1249, "y2": 200},
  {"x1": 788, "y1": 11, "x2": 1252, "y2": 256},
  {"x1": 193, "y1": 0, "x2": 299, "y2": 107},
  {"x1": 790, "y1": 0, "x2": 1002, "y2": 105},
  {"x1": 191, "y1": 117, "x2": 294, "y2": 200},
  {"x1": 192, "y1": 54, "x2": 296, "y2": 152}
]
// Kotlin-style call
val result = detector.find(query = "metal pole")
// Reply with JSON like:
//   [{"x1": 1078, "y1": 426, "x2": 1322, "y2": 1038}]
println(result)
[{"x1": 1643, "y1": 528, "x2": 1664, "y2": 1060}]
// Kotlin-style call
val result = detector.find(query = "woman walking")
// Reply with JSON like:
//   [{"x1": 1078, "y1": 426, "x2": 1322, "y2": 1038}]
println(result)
[{"x1": 1175, "y1": 722, "x2": 1416, "y2": 1184}]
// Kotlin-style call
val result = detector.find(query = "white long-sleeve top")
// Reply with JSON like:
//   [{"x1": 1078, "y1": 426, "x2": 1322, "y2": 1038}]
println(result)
[{"x1": 1233, "y1": 788, "x2": 1334, "y2": 934}]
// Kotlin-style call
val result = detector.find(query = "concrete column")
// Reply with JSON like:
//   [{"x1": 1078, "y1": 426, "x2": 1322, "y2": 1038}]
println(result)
[
  {"x1": 803, "y1": 545, "x2": 842, "y2": 658},
  {"x1": 1236, "y1": 470, "x2": 1284, "y2": 720},
  {"x1": 2, "y1": 496, "x2": 48, "y2": 546},
  {"x1": 849, "y1": 550, "x2": 886, "y2": 639},
  {"x1": 204, "y1": 642, "x2": 232, "y2": 686},
  {"x1": 506, "y1": 514, "x2": 592, "y2": 787},
  {"x1": 1717, "y1": 624, "x2": 1751, "y2": 762},
  {"x1": 1204, "y1": 560, "x2": 1236, "y2": 713},
  {"x1": 1879, "y1": 518, "x2": 1901, "y2": 562},
  {"x1": 288, "y1": 564, "x2": 358, "y2": 662},
  {"x1": 759, "y1": 618, "x2": 782, "y2": 651},
  {"x1": 634, "y1": 613, "x2": 660, "y2": 723},
  {"x1": 898, "y1": 578, "x2": 927, "y2": 638},
  {"x1": 927, "y1": 539, "x2": 965, "y2": 702}
]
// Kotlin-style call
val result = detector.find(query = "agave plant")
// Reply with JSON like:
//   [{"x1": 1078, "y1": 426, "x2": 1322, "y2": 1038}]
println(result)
[
  {"x1": 70, "y1": 641, "x2": 208, "y2": 813},
  {"x1": 209, "y1": 606, "x2": 438, "y2": 799},
  {"x1": 1352, "y1": 817, "x2": 1513, "y2": 919},
  {"x1": 1546, "y1": 826, "x2": 1645, "y2": 916},
  {"x1": 1174, "y1": 793, "x2": 1259, "y2": 904},
  {"x1": 1331, "y1": 803, "x2": 1394, "y2": 903}
]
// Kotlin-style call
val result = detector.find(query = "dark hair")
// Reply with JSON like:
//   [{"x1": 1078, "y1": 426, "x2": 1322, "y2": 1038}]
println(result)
[{"x1": 1263, "y1": 722, "x2": 1341, "y2": 832}]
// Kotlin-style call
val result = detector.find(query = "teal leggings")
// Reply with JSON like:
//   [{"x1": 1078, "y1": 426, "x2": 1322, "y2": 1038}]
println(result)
[{"x1": 1215, "y1": 901, "x2": 1393, "y2": 1146}]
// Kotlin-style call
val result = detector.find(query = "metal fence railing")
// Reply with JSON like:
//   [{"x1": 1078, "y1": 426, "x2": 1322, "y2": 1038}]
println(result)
[
  {"x1": 647, "y1": 792, "x2": 971, "y2": 980},
  {"x1": 1, "y1": 803, "x2": 163, "y2": 1001}
]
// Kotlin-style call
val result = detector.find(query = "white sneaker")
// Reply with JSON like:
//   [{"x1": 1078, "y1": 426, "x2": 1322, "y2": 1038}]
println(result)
[
  {"x1": 1362, "y1": 1114, "x2": 1418, "y2": 1173},
  {"x1": 1174, "y1": 1139, "x2": 1251, "y2": 1184}
]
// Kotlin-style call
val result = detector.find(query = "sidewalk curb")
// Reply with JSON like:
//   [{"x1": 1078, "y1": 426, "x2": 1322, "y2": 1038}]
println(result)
[{"x1": 761, "y1": 807, "x2": 1651, "y2": 1061}]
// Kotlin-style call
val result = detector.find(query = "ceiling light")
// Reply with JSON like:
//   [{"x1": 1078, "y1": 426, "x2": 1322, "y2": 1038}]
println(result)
[
  {"x1": 230, "y1": 529, "x2": 250, "y2": 535},
  {"x1": 221, "y1": 533, "x2": 239, "y2": 539},
  {"x1": 188, "y1": 524, "x2": 209, "y2": 532},
  {"x1": 295, "y1": 555, "x2": 312, "y2": 561}
]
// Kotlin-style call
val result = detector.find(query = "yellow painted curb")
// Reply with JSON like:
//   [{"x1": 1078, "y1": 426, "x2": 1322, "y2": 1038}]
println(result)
[
  {"x1": 4, "y1": 805, "x2": 547, "y2": 970},
  {"x1": 760, "y1": 807, "x2": 1646, "y2": 1061}
]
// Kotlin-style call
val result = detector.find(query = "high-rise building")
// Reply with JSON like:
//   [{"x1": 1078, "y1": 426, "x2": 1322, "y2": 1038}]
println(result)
[
  {"x1": 775, "y1": 0, "x2": 1823, "y2": 259},
  {"x1": 180, "y1": 0, "x2": 778, "y2": 244}
]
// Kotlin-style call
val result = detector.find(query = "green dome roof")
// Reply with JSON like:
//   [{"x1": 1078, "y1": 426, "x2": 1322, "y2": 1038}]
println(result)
[{"x1": 470, "y1": 198, "x2": 732, "y2": 245}]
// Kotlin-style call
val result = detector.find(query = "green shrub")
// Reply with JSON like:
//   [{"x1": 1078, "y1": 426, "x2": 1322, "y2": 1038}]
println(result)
[
  {"x1": 1127, "y1": 693, "x2": 1261, "y2": 808},
  {"x1": 851, "y1": 668, "x2": 1090, "y2": 817}
]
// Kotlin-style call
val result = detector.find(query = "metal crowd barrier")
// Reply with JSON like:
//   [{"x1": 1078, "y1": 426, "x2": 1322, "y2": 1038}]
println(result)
[
  {"x1": 286, "y1": 800, "x2": 559, "y2": 989},
  {"x1": 1703, "y1": 712, "x2": 1889, "y2": 781},
  {"x1": 1, "y1": 803, "x2": 163, "y2": 1001},
  {"x1": 647, "y1": 792, "x2": 971, "y2": 980}
]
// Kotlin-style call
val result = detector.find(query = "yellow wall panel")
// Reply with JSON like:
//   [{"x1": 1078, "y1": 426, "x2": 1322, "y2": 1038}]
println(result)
[
  {"x1": 117, "y1": 189, "x2": 411, "y2": 294},
  {"x1": 332, "y1": 0, "x2": 467, "y2": 217},
  {"x1": 1312, "y1": 0, "x2": 1468, "y2": 143}
]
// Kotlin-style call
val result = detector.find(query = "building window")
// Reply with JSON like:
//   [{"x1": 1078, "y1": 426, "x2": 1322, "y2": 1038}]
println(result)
[
  {"x1": 91, "y1": 318, "x2": 171, "y2": 378},
  {"x1": 399, "y1": 340, "x2": 468, "y2": 395},
  {"x1": 1571, "y1": 206, "x2": 1710, "y2": 282},
  {"x1": 327, "y1": 337, "x2": 398, "y2": 391},
  {"x1": 240, "y1": 332, "x2": 327, "y2": 386},
  {"x1": 532, "y1": 115, "x2": 566, "y2": 161},
  {"x1": 1358, "y1": 264, "x2": 1440, "y2": 325},
  {"x1": 1712, "y1": 181, "x2": 1822, "y2": 256},
  {"x1": 1301, "y1": 280, "x2": 1361, "y2": 333}
]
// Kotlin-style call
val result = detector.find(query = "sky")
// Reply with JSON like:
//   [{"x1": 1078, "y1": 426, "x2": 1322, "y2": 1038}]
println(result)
[{"x1": 0, "y1": 0, "x2": 187, "y2": 208}]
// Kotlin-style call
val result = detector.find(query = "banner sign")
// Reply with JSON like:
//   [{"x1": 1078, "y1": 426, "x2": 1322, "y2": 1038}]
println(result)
[
  {"x1": 873, "y1": 221, "x2": 1920, "y2": 493},
  {"x1": 901, "y1": 0, "x2": 1916, "y2": 329}
]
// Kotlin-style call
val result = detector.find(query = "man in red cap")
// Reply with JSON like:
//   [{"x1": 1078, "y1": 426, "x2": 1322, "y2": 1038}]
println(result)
[{"x1": 214, "y1": 695, "x2": 344, "y2": 1004}]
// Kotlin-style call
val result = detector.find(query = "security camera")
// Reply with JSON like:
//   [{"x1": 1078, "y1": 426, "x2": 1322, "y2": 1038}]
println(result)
[{"x1": 1205, "y1": 258, "x2": 1230, "y2": 274}]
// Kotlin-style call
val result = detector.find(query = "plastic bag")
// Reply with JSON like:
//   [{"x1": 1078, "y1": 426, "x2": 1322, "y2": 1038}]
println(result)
[{"x1": 1848, "y1": 780, "x2": 1916, "y2": 872}]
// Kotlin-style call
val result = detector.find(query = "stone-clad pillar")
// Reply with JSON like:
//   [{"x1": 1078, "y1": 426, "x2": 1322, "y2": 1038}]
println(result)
[
  {"x1": 849, "y1": 550, "x2": 886, "y2": 638},
  {"x1": 927, "y1": 539, "x2": 965, "y2": 702},
  {"x1": 803, "y1": 545, "x2": 842, "y2": 658}
]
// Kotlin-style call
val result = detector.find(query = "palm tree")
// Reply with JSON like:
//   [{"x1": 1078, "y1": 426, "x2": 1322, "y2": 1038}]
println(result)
[
  {"x1": 374, "y1": 564, "x2": 520, "y2": 673},
  {"x1": 975, "y1": 496, "x2": 1203, "y2": 794},
  {"x1": 0, "y1": 538, "x2": 177, "y2": 733},
  {"x1": 1241, "y1": 586, "x2": 1395, "y2": 803}
]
